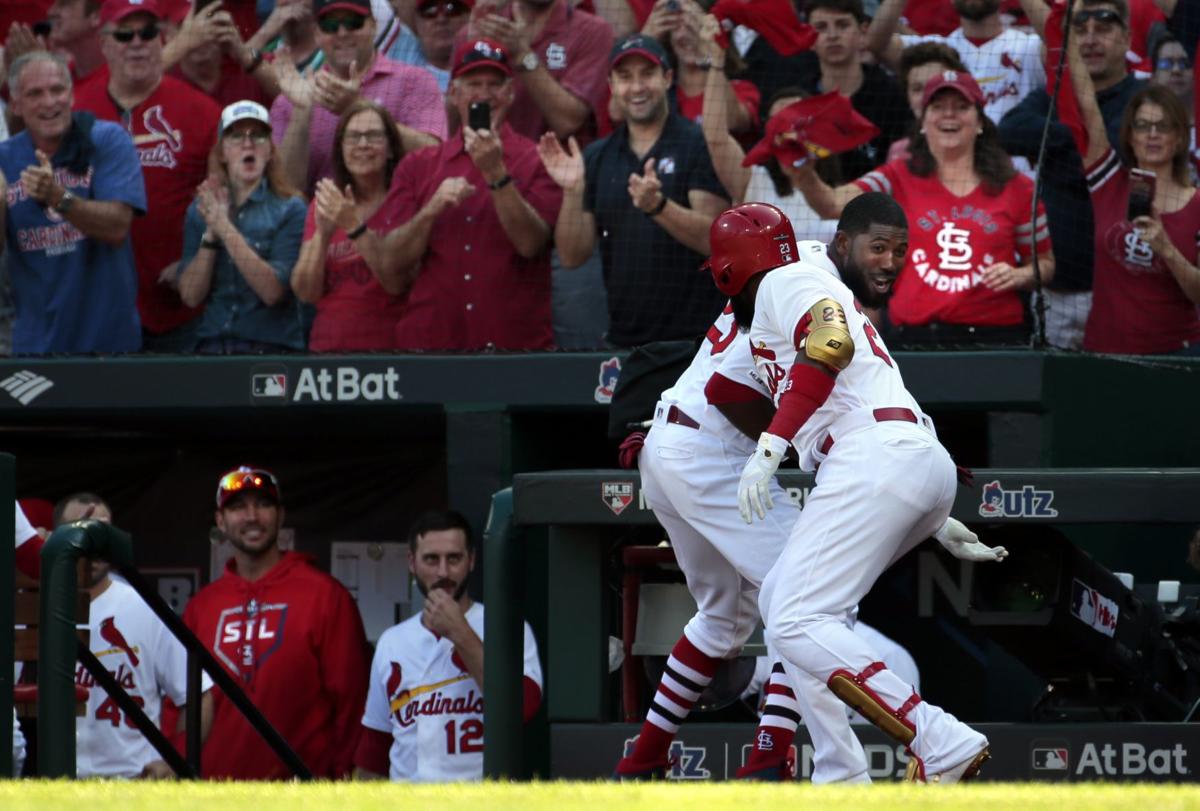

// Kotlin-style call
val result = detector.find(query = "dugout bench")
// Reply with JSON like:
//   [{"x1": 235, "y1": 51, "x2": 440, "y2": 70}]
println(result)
[{"x1": 482, "y1": 468, "x2": 1200, "y2": 779}]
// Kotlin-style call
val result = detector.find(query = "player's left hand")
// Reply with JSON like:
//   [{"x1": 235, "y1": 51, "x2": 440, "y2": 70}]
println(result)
[
  {"x1": 138, "y1": 759, "x2": 177, "y2": 780},
  {"x1": 933, "y1": 517, "x2": 1008, "y2": 562},
  {"x1": 423, "y1": 588, "x2": 468, "y2": 638},
  {"x1": 737, "y1": 432, "x2": 789, "y2": 523},
  {"x1": 980, "y1": 261, "x2": 1025, "y2": 293}
]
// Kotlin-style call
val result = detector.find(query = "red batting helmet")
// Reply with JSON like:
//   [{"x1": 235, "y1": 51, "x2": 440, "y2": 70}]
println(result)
[{"x1": 701, "y1": 203, "x2": 798, "y2": 296}]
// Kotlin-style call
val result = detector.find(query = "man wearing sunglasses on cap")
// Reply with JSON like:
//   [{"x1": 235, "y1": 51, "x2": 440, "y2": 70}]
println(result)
[
  {"x1": 383, "y1": 0, "x2": 473, "y2": 91},
  {"x1": 72, "y1": 0, "x2": 222, "y2": 354},
  {"x1": 1000, "y1": 0, "x2": 1145, "y2": 351},
  {"x1": 271, "y1": 0, "x2": 447, "y2": 197},
  {"x1": 183, "y1": 466, "x2": 370, "y2": 779}
]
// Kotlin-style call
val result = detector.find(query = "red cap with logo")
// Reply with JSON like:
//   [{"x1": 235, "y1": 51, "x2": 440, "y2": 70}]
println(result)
[
  {"x1": 742, "y1": 93, "x2": 880, "y2": 168},
  {"x1": 99, "y1": 0, "x2": 162, "y2": 25},
  {"x1": 920, "y1": 69, "x2": 986, "y2": 112},
  {"x1": 452, "y1": 38, "x2": 512, "y2": 78}
]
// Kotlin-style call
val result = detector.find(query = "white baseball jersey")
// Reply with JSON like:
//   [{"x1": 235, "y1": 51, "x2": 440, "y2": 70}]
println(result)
[
  {"x1": 75, "y1": 578, "x2": 209, "y2": 777},
  {"x1": 902, "y1": 28, "x2": 1045, "y2": 123},
  {"x1": 362, "y1": 602, "x2": 543, "y2": 782},
  {"x1": 749, "y1": 263, "x2": 924, "y2": 471},
  {"x1": 11, "y1": 708, "x2": 24, "y2": 776}
]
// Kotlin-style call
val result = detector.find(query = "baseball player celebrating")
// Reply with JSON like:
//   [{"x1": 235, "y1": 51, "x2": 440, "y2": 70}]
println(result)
[
  {"x1": 725, "y1": 194, "x2": 996, "y2": 782},
  {"x1": 616, "y1": 201, "x2": 1005, "y2": 781},
  {"x1": 356, "y1": 510, "x2": 543, "y2": 782}
]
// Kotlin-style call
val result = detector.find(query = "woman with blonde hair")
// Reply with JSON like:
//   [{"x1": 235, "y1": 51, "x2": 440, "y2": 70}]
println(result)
[{"x1": 177, "y1": 100, "x2": 308, "y2": 353}]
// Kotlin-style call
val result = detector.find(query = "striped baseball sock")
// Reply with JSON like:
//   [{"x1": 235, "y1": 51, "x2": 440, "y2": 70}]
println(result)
[
  {"x1": 737, "y1": 662, "x2": 801, "y2": 777},
  {"x1": 619, "y1": 633, "x2": 720, "y2": 771}
]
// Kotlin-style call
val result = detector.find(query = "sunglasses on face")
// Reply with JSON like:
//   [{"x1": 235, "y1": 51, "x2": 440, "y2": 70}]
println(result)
[
  {"x1": 225, "y1": 130, "x2": 271, "y2": 145},
  {"x1": 1132, "y1": 119, "x2": 1175, "y2": 134},
  {"x1": 111, "y1": 22, "x2": 160, "y2": 42},
  {"x1": 1071, "y1": 8, "x2": 1125, "y2": 29},
  {"x1": 418, "y1": 1, "x2": 468, "y2": 19},
  {"x1": 1156, "y1": 57, "x2": 1191, "y2": 71},
  {"x1": 318, "y1": 13, "x2": 366, "y2": 33}
]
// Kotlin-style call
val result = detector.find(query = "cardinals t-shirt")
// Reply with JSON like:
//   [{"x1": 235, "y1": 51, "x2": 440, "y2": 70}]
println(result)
[
  {"x1": 856, "y1": 160, "x2": 1050, "y2": 327},
  {"x1": 74, "y1": 76, "x2": 221, "y2": 335}
]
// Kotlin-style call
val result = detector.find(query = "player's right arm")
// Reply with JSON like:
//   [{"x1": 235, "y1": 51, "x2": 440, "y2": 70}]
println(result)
[
  {"x1": 538, "y1": 134, "x2": 595, "y2": 267},
  {"x1": 865, "y1": 0, "x2": 906, "y2": 70},
  {"x1": 792, "y1": 157, "x2": 864, "y2": 221}
]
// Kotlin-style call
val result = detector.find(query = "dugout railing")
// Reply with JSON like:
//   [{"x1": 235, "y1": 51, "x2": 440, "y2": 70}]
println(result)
[{"x1": 483, "y1": 468, "x2": 1200, "y2": 780}]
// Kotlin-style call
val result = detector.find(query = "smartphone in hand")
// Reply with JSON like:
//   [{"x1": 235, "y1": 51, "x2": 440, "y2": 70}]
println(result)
[
  {"x1": 468, "y1": 101, "x2": 491, "y2": 132},
  {"x1": 1127, "y1": 168, "x2": 1156, "y2": 222}
]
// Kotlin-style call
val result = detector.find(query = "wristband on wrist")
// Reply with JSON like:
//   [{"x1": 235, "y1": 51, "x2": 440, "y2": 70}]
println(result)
[
  {"x1": 201, "y1": 234, "x2": 221, "y2": 249},
  {"x1": 647, "y1": 194, "x2": 668, "y2": 216},
  {"x1": 346, "y1": 222, "x2": 368, "y2": 240},
  {"x1": 488, "y1": 174, "x2": 512, "y2": 191}
]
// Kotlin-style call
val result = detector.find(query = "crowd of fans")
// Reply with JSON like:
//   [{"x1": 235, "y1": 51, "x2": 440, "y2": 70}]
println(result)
[{"x1": 0, "y1": 0, "x2": 1196, "y2": 355}]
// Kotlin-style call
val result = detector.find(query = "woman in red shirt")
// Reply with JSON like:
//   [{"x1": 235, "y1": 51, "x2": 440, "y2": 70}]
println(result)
[
  {"x1": 793, "y1": 69, "x2": 1054, "y2": 344},
  {"x1": 1062, "y1": 30, "x2": 1200, "y2": 355},
  {"x1": 291, "y1": 100, "x2": 408, "y2": 352}
]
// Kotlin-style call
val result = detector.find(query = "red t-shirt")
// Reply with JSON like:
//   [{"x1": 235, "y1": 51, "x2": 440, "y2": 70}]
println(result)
[
  {"x1": 172, "y1": 57, "x2": 274, "y2": 109},
  {"x1": 303, "y1": 199, "x2": 408, "y2": 352},
  {"x1": 386, "y1": 125, "x2": 562, "y2": 350},
  {"x1": 74, "y1": 75, "x2": 221, "y2": 334},
  {"x1": 855, "y1": 160, "x2": 1050, "y2": 327},
  {"x1": 183, "y1": 553, "x2": 369, "y2": 780},
  {"x1": 1082, "y1": 149, "x2": 1200, "y2": 354}
]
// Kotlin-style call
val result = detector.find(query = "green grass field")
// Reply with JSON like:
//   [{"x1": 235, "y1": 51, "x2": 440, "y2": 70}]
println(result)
[{"x1": 3, "y1": 781, "x2": 1200, "y2": 811}]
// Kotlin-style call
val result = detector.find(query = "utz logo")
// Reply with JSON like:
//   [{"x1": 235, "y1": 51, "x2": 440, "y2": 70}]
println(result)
[
  {"x1": 594, "y1": 356, "x2": 621, "y2": 404},
  {"x1": 252, "y1": 373, "x2": 287, "y2": 398},
  {"x1": 603, "y1": 481, "x2": 634, "y2": 515},
  {"x1": 1070, "y1": 578, "x2": 1119, "y2": 638},
  {"x1": 622, "y1": 737, "x2": 709, "y2": 779},
  {"x1": 978, "y1": 480, "x2": 1058, "y2": 518},
  {"x1": 1033, "y1": 747, "x2": 1070, "y2": 771}
]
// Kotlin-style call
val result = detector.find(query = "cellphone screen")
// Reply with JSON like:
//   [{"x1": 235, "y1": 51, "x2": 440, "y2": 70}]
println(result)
[
  {"x1": 1127, "y1": 171, "x2": 1155, "y2": 221},
  {"x1": 468, "y1": 102, "x2": 491, "y2": 132}
]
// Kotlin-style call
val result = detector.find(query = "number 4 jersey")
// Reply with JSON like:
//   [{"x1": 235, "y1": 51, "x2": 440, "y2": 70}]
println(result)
[
  {"x1": 76, "y1": 578, "x2": 211, "y2": 777},
  {"x1": 749, "y1": 262, "x2": 925, "y2": 471},
  {"x1": 362, "y1": 602, "x2": 542, "y2": 781}
]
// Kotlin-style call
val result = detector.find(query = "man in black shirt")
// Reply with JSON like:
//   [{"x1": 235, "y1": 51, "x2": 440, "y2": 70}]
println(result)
[
  {"x1": 1000, "y1": 0, "x2": 1143, "y2": 349},
  {"x1": 538, "y1": 33, "x2": 729, "y2": 348},
  {"x1": 794, "y1": 0, "x2": 912, "y2": 179}
]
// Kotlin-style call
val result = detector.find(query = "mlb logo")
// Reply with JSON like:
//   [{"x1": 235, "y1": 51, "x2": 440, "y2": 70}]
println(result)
[
  {"x1": 602, "y1": 481, "x2": 634, "y2": 516},
  {"x1": 1032, "y1": 747, "x2": 1069, "y2": 771},
  {"x1": 252, "y1": 374, "x2": 287, "y2": 398}
]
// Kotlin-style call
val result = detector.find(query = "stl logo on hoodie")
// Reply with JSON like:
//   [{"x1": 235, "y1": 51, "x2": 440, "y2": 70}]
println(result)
[{"x1": 213, "y1": 600, "x2": 289, "y2": 680}]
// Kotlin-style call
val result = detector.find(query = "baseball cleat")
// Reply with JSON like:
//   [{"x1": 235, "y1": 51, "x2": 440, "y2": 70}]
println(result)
[
  {"x1": 904, "y1": 746, "x2": 990, "y2": 783},
  {"x1": 734, "y1": 762, "x2": 792, "y2": 781},
  {"x1": 612, "y1": 757, "x2": 671, "y2": 781}
]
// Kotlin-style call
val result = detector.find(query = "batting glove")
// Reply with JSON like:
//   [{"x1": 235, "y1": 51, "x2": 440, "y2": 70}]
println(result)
[
  {"x1": 934, "y1": 517, "x2": 1008, "y2": 562},
  {"x1": 738, "y1": 432, "x2": 790, "y2": 524}
]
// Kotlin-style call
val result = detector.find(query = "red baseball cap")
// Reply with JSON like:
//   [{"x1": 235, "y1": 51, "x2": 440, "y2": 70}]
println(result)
[
  {"x1": 313, "y1": 0, "x2": 372, "y2": 18},
  {"x1": 743, "y1": 93, "x2": 880, "y2": 168},
  {"x1": 452, "y1": 38, "x2": 512, "y2": 78},
  {"x1": 98, "y1": 0, "x2": 162, "y2": 25},
  {"x1": 920, "y1": 69, "x2": 986, "y2": 112}
]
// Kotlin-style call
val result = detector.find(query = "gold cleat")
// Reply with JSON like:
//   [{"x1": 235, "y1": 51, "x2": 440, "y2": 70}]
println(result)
[{"x1": 905, "y1": 747, "x2": 990, "y2": 784}]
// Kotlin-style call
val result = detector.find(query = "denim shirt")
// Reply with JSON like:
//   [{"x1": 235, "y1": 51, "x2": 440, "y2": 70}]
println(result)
[{"x1": 180, "y1": 180, "x2": 308, "y2": 350}]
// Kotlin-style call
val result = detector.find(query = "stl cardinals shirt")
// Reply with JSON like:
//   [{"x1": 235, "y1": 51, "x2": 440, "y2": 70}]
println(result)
[
  {"x1": 362, "y1": 603, "x2": 542, "y2": 782},
  {"x1": 76, "y1": 579, "x2": 209, "y2": 777}
]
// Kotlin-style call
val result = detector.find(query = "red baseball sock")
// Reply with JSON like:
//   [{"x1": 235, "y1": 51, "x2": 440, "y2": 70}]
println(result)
[
  {"x1": 738, "y1": 662, "x2": 801, "y2": 777},
  {"x1": 618, "y1": 633, "x2": 720, "y2": 771}
]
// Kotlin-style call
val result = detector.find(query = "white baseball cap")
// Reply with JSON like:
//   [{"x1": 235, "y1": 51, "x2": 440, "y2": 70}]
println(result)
[{"x1": 219, "y1": 100, "x2": 272, "y2": 135}]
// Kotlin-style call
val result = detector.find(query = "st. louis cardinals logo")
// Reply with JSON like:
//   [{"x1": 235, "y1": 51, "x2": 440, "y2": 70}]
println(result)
[
  {"x1": 213, "y1": 600, "x2": 288, "y2": 679},
  {"x1": 388, "y1": 670, "x2": 477, "y2": 728},
  {"x1": 133, "y1": 105, "x2": 183, "y2": 169},
  {"x1": 98, "y1": 616, "x2": 140, "y2": 666}
]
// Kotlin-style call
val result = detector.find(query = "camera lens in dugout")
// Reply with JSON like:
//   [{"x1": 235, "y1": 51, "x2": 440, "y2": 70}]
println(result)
[{"x1": 1128, "y1": 168, "x2": 1156, "y2": 222}]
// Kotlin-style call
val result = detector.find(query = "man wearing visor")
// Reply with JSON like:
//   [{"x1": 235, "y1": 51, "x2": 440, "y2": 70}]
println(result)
[{"x1": 183, "y1": 466, "x2": 370, "y2": 779}]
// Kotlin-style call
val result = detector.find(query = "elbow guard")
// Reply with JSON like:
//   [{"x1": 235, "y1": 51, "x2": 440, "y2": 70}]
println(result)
[{"x1": 797, "y1": 298, "x2": 854, "y2": 372}]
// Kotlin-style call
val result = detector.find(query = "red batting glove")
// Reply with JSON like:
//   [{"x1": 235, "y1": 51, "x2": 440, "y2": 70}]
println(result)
[{"x1": 618, "y1": 431, "x2": 646, "y2": 469}]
